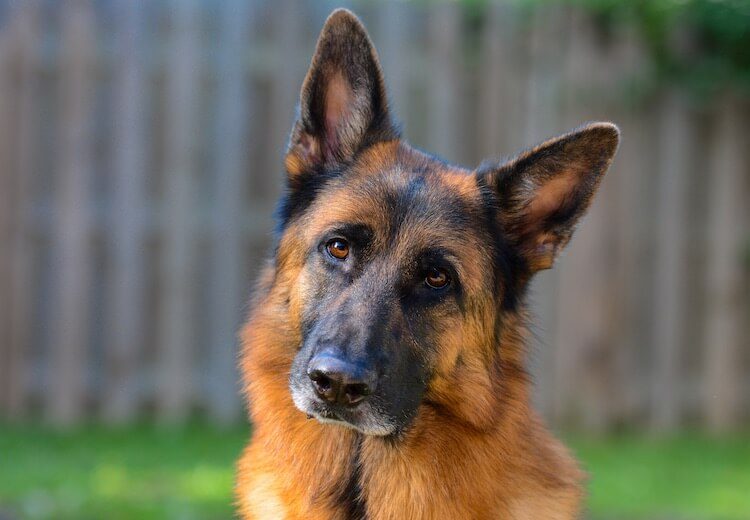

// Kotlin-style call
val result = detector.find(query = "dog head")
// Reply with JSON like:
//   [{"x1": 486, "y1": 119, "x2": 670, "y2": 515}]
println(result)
[{"x1": 278, "y1": 9, "x2": 619, "y2": 436}]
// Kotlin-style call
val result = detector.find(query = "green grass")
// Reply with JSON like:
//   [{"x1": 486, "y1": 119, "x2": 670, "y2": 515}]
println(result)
[
  {"x1": 0, "y1": 423, "x2": 249, "y2": 519},
  {"x1": 567, "y1": 434, "x2": 750, "y2": 520},
  {"x1": 0, "y1": 424, "x2": 748, "y2": 519}
]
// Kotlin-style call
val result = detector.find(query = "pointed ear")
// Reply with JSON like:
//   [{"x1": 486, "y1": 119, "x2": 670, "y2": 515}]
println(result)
[
  {"x1": 482, "y1": 123, "x2": 620, "y2": 272},
  {"x1": 285, "y1": 9, "x2": 398, "y2": 180}
]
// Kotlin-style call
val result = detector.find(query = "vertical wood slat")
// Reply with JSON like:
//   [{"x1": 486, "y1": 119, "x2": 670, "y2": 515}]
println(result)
[
  {"x1": 3, "y1": 2, "x2": 40, "y2": 420},
  {"x1": 629, "y1": 106, "x2": 663, "y2": 425},
  {"x1": 703, "y1": 98, "x2": 748, "y2": 432},
  {"x1": 103, "y1": 0, "x2": 147, "y2": 423},
  {"x1": 478, "y1": 2, "x2": 505, "y2": 159},
  {"x1": 478, "y1": 3, "x2": 524, "y2": 158},
  {"x1": 427, "y1": 3, "x2": 461, "y2": 164},
  {"x1": 650, "y1": 92, "x2": 693, "y2": 432},
  {"x1": 156, "y1": 0, "x2": 201, "y2": 422},
  {"x1": 376, "y1": 1, "x2": 409, "y2": 124},
  {"x1": 608, "y1": 25, "x2": 653, "y2": 426},
  {"x1": 610, "y1": 110, "x2": 648, "y2": 425},
  {"x1": 0, "y1": 4, "x2": 17, "y2": 417},
  {"x1": 523, "y1": 5, "x2": 567, "y2": 144},
  {"x1": 206, "y1": 0, "x2": 251, "y2": 424},
  {"x1": 266, "y1": 0, "x2": 304, "y2": 202},
  {"x1": 48, "y1": 0, "x2": 96, "y2": 426}
]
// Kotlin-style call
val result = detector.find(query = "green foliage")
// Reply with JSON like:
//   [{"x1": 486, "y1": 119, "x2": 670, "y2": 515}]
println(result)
[
  {"x1": 439, "y1": 0, "x2": 750, "y2": 98},
  {"x1": 574, "y1": 0, "x2": 750, "y2": 98},
  {"x1": 1, "y1": 424, "x2": 750, "y2": 519}
]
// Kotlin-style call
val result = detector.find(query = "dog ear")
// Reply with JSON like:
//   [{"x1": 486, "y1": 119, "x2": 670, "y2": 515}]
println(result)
[
  {"x1": 285, "y1": 9, "x2": 397, "y2": 181},
  {"x1": 481, "y1": 123, "x2": 619, "y2": 272}
]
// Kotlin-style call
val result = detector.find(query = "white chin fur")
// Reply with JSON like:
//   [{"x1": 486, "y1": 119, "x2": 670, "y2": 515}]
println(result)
[{"x1": 290, "y1": 387, "x2": 395, "y2": 436}]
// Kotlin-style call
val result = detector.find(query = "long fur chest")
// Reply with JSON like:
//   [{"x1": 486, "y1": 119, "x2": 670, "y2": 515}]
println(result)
[{"x1": 238, "y1": 407, "x2": 584, "y2": 520}]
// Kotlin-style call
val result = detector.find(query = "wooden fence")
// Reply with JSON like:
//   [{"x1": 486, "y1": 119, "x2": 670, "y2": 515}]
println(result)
[{"x1": 0, "y1": 0, "x2": 748, "y2": 430}]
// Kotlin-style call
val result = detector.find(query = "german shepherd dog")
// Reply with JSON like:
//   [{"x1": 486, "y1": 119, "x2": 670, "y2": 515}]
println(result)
[{"x1": 237, "y1": 9, "x2": 619, "y2": 519}]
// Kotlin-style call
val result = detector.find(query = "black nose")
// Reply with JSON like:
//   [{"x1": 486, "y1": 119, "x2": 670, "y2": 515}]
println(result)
[{"x1": 307, "y1": 354, "x2": 376, "y2": 406}]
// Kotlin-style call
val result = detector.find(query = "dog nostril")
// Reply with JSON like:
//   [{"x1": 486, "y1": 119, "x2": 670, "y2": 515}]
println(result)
[
  {"x1": 343, "y1": 383, "x2": 370, "y2": 405},
  {"x1": 310, "y1": 371, "x2": 332, "y2": 392},
  {"x1": 309, "y1": 369, "x2": 339, "y2": 403},
  {"x1": 310, "y1": 371, "x2": 330, "y2": 390}
]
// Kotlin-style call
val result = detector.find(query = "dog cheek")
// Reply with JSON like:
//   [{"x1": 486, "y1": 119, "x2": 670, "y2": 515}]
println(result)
[
  {"x1": 422, "y1": 312, "x2": 501, "y2": 429},
  {"x1": 289, "y1": 267, "x2": 323, "y2": 339},
  {"x1": 433, "y1": 317, "x2": 465, "y2": 377},
  {"x1": 409, "y1": 308, "x2": 464, "y2": 382}
]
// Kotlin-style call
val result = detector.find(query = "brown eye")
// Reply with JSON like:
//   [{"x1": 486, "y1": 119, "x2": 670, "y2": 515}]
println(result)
[
  {"x1": 425, "y1": 267, "x2": 450, "y2": 289},
  {"x1": 326, "y1": 239, "x2": 349, "y2": 260}
]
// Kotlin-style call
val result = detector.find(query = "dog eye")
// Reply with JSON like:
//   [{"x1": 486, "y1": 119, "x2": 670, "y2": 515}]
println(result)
[
  {"x1": 424, "y1": 267, "x2": 450, "y2": 289},
  {"x1": 326, "y1": 239, "x2": 349, "y2": 260}
]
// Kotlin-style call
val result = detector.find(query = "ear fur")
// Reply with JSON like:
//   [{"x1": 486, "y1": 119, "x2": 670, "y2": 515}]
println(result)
[
  {"x1": 285, "y1": 9, "x2": 398, "y2": 179},
  {"x1": 481, "y1": 123, "x2": 620, "y2": 272}
]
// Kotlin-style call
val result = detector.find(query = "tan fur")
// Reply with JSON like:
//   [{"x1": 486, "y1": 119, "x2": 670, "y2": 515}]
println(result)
[{"x1": 236, "y1": 142, "x2": 587, "y2": 519}]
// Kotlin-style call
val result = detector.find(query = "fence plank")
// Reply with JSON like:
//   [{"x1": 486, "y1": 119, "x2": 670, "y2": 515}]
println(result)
[
  {"x1": 479, "y1": 3, "x2": 524, "y2": 158},
  {"x1": 650, "y1": 92, "x2": 693, "y2": 432},
  {"x1": 0, "y1": 4, "x2": 17, "y2": 417},
  {"x1": 102, "y1": 0, "x2": 147, "y2": 423},
  {"x1": 155, "y1": 0, "x2": 201, "y2": 422},
  {"x1": 2, "y1": 2, "x2": 40, "y2": 421},
  {"x1": 206, "y1": 0, "x2": 252, "y2": 424},
  {"x1": 611, "y1": 110, "x2": 653, "y2": 425},
  {"x1": 376, "y1": 1, "x2": 409, "y2": 124},
  {"x1": 703, "y1": 98, "x2": 748, "y2": 432},
  {"x1": 48, "y1": 0, "x2": 96, "y2": 426},
  {"x1": 607, "y1": 25, "x2": 654, "y2": 426},
  {"x1": 264, "y1": 0, "x2": 304, "y2": 202},
  {"x1": 563, "y1": 10, "x2": 619, "y2": 432},
  {"x1": 427, "y1": 3, "x2": 461, "y2": 164}
]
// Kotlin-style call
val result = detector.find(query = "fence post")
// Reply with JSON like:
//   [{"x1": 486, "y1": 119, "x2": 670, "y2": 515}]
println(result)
[
  {"x1": 609, "y1": 26, "x2": 658, "y2": 426},
  {"x1": 48, "y1": 0, "x2": 96, "y2": 426},
  {"x1": 427, "y1": 2, "x2": 462, "y2": 164},
  {"x1": 103, "y1": 0, "x2": 147, "y2": 424},
  {"x1": 1, "y1": 1, "x2": 40, "y2": 421},
  {"x1": 703, "y1": 97, "x2": 748, "y2": 432},
  {"x1": 478, "y1": 3, "x2": 525, "y2": 159},
  {"x1": 265, "y1": 0, "x2": 304, "y2": 200},
  {"x1": 0, "y1": 4, "x2": 17, "y2": 417},
  {"x1": 206, "y1": 0, "x2": 252, "y2": 424},
  {"x1": 156, "y1": 0, "x2": 201, "y2": 423},
  {"x1": 376, "y1": 1, "x2": 409, "y2": 124},
  {"x1": 650, "y1": 92, "x2": 693, "y2": 432}
]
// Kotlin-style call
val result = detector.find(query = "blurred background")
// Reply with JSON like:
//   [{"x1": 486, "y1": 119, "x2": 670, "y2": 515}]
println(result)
[{"x1": 0, "y1": 0, "x2": 748, "y2": 518}]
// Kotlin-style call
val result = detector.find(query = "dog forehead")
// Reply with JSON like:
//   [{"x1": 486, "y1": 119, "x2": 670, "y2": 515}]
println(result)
[{"x1": 308, "y1": 158, "x2": 480, "y2": 241}]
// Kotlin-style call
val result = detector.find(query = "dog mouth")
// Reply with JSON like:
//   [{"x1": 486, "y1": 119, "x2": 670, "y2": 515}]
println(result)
[
  {"x1": 315, "y1": 407, "x2": 340, "y2": 421},
  {"x1": 307, "y1": 401, "x2": 354, "y2": 426},
  {"x1": 293, "y1": 390, "x2": 398, "y2": 436}
]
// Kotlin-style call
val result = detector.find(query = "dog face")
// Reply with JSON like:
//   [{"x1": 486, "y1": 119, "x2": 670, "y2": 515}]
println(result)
[
  {"x1": 280, "y1": 10, "x2": 618, "y2": 436},
  {"x1": 286, "y1": 153, "x2": 503, "y2": 436}
]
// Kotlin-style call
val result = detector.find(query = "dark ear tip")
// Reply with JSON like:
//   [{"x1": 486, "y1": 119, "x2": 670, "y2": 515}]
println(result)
[
  {"x1": 323, "y1": 8, "x2": 367, "y2": 34},
  {"x1": 583, "y1": 122, "x2": 620, "y2": 153}
]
